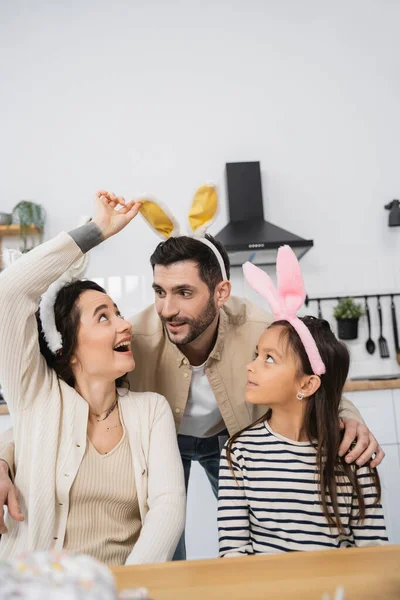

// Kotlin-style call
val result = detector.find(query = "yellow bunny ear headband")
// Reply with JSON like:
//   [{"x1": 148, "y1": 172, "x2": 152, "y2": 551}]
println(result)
[{"x1": 139, "y1": 184, "x2": 228, "y2": 281}]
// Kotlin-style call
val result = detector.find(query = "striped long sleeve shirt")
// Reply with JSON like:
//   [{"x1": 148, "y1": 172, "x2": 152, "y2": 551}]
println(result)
[{"x1": 218, "y1": 421, "x2": 388, "y2": 557}]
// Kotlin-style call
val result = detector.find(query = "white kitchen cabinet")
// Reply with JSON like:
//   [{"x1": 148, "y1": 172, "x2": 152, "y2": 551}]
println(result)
[
  {"x1": 393, "y1": 389, "x2": 400, "y2": 452},
  {"x1": 345, "y1": 390, "x2": 397, "y2": 445},
  {"x1": 0, "y1": 414, "x2": 12, "y2": 435},
  {"x1": 379, "y1": 444, "x2": 400, "y2": 544},
  {"x1": 346, "y1": 388, "x2": 400, "y2": 544},
  {"x1": 186, "y1": 460, "x2": 218, "y2": 559}
]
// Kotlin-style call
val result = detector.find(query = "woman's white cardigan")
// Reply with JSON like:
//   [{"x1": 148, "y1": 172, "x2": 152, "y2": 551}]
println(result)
[{"x1": 0, "y1": 232, "x2": 186, "y2": 562}]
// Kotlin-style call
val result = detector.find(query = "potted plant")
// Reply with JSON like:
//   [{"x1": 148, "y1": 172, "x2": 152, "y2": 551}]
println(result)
[
  {"x1": 333, "y1": 297, "x2": 364, "y2": 340},
  {"x1": 11, "y1": 201, "x2": 45, "y2": 252}
]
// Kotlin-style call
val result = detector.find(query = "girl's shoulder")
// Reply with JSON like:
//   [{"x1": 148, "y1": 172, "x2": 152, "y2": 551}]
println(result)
[
  {"x1": 229, "y1": 420, "x2": 317, "y2": 455},
  {"x1": 229, "y1": 421, "x2": 267, "y2": 450}
]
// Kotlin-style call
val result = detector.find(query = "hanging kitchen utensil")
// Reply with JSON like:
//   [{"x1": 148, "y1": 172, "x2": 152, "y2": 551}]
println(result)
[
  {"x1": 317, "y1": 299, "x2": 323, "y2": 319},
  {"x1": 391, "y1": 295, "x2": 400, "y2": 365},
  {"x1": 365, "y1": 297, "x2": 375, "y2": 355},
  {"x1": 377, "y1": 296, "x2": 390, "y2": 358}
]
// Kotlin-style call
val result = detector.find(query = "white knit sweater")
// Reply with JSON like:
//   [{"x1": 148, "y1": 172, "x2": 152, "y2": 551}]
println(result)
[{"x1": 0, "y1": 232, "x2": 186, "y2": 562}]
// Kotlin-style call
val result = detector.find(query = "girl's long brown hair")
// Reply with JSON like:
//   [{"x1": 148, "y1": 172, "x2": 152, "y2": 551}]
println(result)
[{"x1": 226, "y1": 317, "x2": 381, "y2": 533}]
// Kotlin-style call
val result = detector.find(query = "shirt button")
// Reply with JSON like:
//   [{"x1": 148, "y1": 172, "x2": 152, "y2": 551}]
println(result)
[
  {"x1": 175, "y1": 408, "x2": 181, "y2": 414},
  {"x1": 184, "y1": 372, "x2": 189, "y2": 378},
  {"x1": 53, "y1": 537, "x2": 58, "y2": 540},
  {"x1": 76, "y1": 444, "x2": 80, "y2": 448},
  {"x1": 182, "y1": 358, "x2": 188, "y2": 365},
  {"x1": 64, "y1": 474, "x2": 69, "y2": 477}
]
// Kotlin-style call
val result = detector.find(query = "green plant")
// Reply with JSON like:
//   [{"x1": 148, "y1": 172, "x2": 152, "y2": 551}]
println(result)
[
  {"x1": 333, "y1": 297, "x2": 364, "y2": 320},
  {"x1": 11, "y1": 201, "x2": 45, "y2": 252}
]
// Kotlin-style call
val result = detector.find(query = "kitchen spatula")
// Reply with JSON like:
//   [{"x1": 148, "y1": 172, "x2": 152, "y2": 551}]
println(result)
[
  {"x1": 377, "y1": 296, "x2": 389, "y2": 358},
  {"x1": 365, "y1": 297, "x2": 375, "y2": 354},
  {"x1": 391, "y1": 295, "x2": 400, "y2": 365}
]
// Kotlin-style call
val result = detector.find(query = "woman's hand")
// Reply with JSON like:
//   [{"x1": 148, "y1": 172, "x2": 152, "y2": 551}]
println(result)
[{"x1": 92, "y1": 190, "x2": 142, "y2": 240}]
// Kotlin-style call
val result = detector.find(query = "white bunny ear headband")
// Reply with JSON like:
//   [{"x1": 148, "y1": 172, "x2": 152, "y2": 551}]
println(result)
[
  {"x1": 2, "y1": 217, "x2": 91, "y2": 355},
  {"x1": 138, "y1": 183, "x2": 228, "y2": 281},
  {"x1": 243, "y1": 246, "x2": 326, "y2": 376}
]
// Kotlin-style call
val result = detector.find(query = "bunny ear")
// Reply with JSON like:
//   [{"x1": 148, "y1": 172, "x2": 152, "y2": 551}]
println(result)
[
  {"x1": 2, "y1": 248, "x2": 23, "y2": 269},
  {"x1": 139, "y1": 198, "x2": 180, "y2": 239},
  {"x1": 276, "y1": 245, "x2": 306, "y2": 315},
  {"x1": 242, "y1": 261, "x2": 283, "y2": 318},
  {"x1": 188, "y1": 184, "x2": 218, "y2": 237}
]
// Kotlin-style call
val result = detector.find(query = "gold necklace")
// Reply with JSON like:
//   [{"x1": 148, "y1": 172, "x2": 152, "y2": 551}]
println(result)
[{"x1": 90, "y1": 396, "x2": 118, "y2": 422}]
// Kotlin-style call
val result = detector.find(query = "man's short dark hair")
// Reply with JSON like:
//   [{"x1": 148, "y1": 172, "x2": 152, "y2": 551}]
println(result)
[{"x1": 150, "y1": 234, "x2": 230, "y2": 292}]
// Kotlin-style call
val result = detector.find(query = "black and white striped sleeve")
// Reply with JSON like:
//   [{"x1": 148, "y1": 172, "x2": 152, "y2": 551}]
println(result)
[
  {"x1": 350, "y1": 466, "x2": 388, "y2": 546},
  {"x1": 218, "y1": 443, "x2": 253, "y2": 557}
]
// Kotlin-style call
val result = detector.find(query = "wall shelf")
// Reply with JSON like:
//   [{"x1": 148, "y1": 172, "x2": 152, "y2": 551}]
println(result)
[
  {"x1": 0, "y1": 224, "x2": 40, "y2": 236},
  {"x1": 0, "y1": 224, "x2": 40, "y2": 269}
]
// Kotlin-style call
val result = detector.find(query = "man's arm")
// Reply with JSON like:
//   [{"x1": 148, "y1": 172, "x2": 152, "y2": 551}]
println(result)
[
  {"x1": 339, "y1": 396, "x2": 363, "y2": 423},
  {"x1": 339, "y1": 397, "x2": 384, "y2": 469}
]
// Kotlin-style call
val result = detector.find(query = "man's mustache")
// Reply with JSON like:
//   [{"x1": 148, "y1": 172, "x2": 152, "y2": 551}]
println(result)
[{"x1": 160, "y1": 317, "x2": 188, "y2": 325}]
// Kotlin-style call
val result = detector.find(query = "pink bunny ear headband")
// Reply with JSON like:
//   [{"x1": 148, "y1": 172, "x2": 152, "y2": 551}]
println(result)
[{"x1": 242, "y1": 246, "x2": 326, "y2": 376}]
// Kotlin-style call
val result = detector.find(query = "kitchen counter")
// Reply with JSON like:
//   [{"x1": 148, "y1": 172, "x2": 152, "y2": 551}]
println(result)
[
  {"x1": 0, "y1": 379, "x2": 399, "y2": 416},
  {"x1": 344, "y1": 378, "x2": 400, "y2": 392},
  {"x1": 111, "y1": 545, "x2": 400, "y2": 600}
]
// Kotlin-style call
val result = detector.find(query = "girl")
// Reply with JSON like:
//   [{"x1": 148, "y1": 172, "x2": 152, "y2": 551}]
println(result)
[
  {"x1": 0, "y1": 191, "x2": 185, "y2": 565},
  {"x1": 218, "y1": 247, "x2": 387, "y2": 556}
]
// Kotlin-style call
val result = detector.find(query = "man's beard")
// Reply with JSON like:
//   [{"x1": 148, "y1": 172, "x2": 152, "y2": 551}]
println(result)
[{"x1": 161, "y1": 294, "x2": 218, "y2": 346}]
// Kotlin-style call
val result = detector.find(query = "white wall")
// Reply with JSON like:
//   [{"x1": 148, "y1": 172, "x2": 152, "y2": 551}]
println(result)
[
  {"x1": 1, "y1": 0, "x2": 400, "y2": 559},
  {"x1": 1, "y1": 0, "x2": 399, "y2": 376}
]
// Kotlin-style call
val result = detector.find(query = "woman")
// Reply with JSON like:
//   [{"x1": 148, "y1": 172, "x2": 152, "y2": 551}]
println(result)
[{"x1": 0, "y1": 191, "x2": 185, "y2": 565}]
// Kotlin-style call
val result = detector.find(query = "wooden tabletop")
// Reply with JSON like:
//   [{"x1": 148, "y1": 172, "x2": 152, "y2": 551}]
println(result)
[{"x1": 111, "y1": 545, "x2": 400, "y2": 600}]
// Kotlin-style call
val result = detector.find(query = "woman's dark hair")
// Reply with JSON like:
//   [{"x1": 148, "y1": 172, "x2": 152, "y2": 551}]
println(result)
[
  {"x1": 226, "y1": 316, "x2": 381, "y2": 533},
  {"x1": 150, "y1": 233, "x2": 230, "y2": 292},
  {"x1": 36, "y1": 280, "x2": 129, "y2": 390}
]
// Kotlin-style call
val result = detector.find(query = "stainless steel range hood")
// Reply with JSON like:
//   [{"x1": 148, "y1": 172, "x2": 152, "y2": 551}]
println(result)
[{"x1": 215, "y1": 162, "x2": 314, "y2": 266}]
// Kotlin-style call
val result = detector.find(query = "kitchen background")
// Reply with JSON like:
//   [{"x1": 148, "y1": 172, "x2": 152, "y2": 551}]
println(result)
[{"x1": 0, "y1": 0, "x2": 399, "y2": 558}]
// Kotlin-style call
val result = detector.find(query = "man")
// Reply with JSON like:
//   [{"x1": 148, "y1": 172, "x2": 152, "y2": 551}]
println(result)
[{"x1": 0, "y1": 233, "x2": 384, "y2": 559}]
